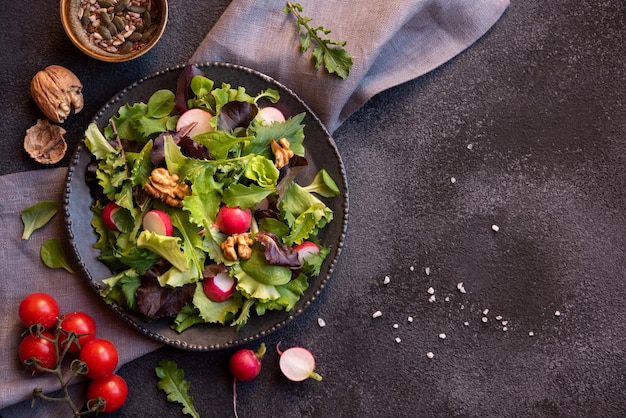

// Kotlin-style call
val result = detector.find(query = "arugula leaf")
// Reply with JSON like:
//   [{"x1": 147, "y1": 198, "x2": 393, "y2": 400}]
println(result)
[
  {"x1": 21, "y1": 200, "x2": 58, "y2": 240},
  {"x1": 284, "y1": 2, "x2": 353, "y2": 79},
  {"x1": 155, "y1": 360, "x2": 200, "y2": 418},
  {"x1": 40, "y1": 238, "x2": 75, "y2": 274}
]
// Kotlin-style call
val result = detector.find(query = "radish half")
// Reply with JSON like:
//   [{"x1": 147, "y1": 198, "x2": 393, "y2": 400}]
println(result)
[
  {"x1": 142, "y1": 210, "x2": 173, "y2": 236},
  {"x1": 257, "y1": 107, "x2": 286, "y2": 126},
  {"x1": 293, "y1": 241, "x2": 320, "y2": 264},
  {"x1": 176, "y1": 108, "x2": 214, "y2": 137},
  {"x1": 102, "y1": 202, "x2": 121, "y2": 231},
  {"x1": 277, "y1": 344, "x2": 322, "y2": 382},
  {"x1": 202, "y1": 271, "x2": 236, "y2": 302}
]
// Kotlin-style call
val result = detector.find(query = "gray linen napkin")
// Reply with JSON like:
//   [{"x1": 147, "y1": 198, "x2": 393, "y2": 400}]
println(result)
[
  {"x1": 191, "y1": 0, "x2": 510, "y2": 133},
  {"x1": 2, "y1": 0, "x2": 508, "y2": 414},
  {"x1": 0, "y1": 168, "x2": 161, "y2": 416}
]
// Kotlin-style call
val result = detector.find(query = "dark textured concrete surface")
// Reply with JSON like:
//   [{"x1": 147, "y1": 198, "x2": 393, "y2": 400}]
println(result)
[{"x1": 2, "y1": 1, "x2": 625, "y2": 417}]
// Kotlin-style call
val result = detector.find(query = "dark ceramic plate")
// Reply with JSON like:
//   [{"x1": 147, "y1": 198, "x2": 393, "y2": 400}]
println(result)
[{"x1": 63, "y1": 62, "x2": 348, "y2": 351}]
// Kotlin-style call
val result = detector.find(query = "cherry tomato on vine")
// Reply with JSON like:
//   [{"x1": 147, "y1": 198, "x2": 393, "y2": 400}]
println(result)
[
  {"x1": 79, "y1": 339, "x2": 118, "y2": 379},
  {"x1": 58, "y1": 311, "x2": 96, "y2": 353},
  {"x1": 18, "y1": 331, "x2": 56, "y2": 373},
  {"x1": 18, "y1": 292, "x2": 60, "y2": 330},
  {"x1": 86, "y1": 374, "x2": 128, "y2": 413}
]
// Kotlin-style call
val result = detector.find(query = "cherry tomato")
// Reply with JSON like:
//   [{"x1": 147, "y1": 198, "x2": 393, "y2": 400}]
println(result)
[
  {"x1": 87, "y1": 374, "x2": 128, "y2": 413},
  {"x1": 18, "y1": 292, "x2": 60, "y2": 330},
  {"x1": 18, "y1": 332, "x2": 56, "y2": 373},
  {"x1": 79, "y1": 339, "x2": 119, "y2": 379},
  {"x1": 58, "y1": 311, "x2": 96, "y2": 353}
]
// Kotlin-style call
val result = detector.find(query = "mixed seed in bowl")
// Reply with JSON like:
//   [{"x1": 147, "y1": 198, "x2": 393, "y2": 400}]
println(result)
[{"x1": 78, "y1": 0, "x2": 162, "y2": 55}]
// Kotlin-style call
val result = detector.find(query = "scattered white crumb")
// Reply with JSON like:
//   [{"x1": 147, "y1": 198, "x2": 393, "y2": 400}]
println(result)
[
  {"x1": 393, "y1": 323, "x2": 399, "y2": 329},
  {"x1": 555, "y1": 310, "x2": 561, "y2": 317},
  {"x1": 528, "y1": 331, "x2": 535, "y2": 337},
  {"x1": 451, "y1": 177, "x2": 457, "y2": 184},
  {"x1": 467, "y1": 143, "x2": 474, "y2": 150},
  {"x1": 492, "y1": 224, "x2": 500, "y2": 232},
  {"x1": 425, "y1": 267, "x2": 431, "y2": 276},
  {"x1": 427, "y1": 287, "x2": 435, "y2": 294},
  {"x1": 428, "y1": 295, "x2": 436, "y2": 303},
  {"x1": 495, "y1": 315, "x2": 503, "y2": 321},
  {"x1": 426, "y1": 351, "x2": 435, "y2": 359},
  {"x1": 483, "y1": 309, "x2": 489, "y2": 315},
  {"x1": 457, "y1": 282, "x2": 466, "y2": 294},
  {"x1": 502, "y1": 320, "x2": 508, "y2": 326},
  {"x1": 395, "y1": 337, "x2": 402, "y2": 343},
  {"x1": 317, "y1": 318, "x2": 326, "y2": 328},
  {"x1": 463, "y1": 321, "x2": 469, "y2": 326},
  {"x1": 482, "y1": 317, "x2": 488, "y2": 323},
  {"x1": 383, "y1": 275, "x2": 390, "y2": 285},
  {"x1": 502, "y1": 327, "x2": 508, "y2": 331},
  {"x1": 372, "y1": 310, "x2": 383, "y2": 318},
  {"x1": 444, "y1": 296, "x2": 450, "y2": 302},
  {"x1": 438, "y1": 333, "x2": 446, "y2": 339},
  {"x1": 410, "y1": 266, "x2": 415, "y2": 271},
  {"x1": 407, "y1": 316, "x2": 414, "y2": 323}
]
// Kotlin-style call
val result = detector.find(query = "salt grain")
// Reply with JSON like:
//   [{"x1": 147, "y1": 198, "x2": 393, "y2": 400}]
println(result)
[
  {"x1": 502, "y1": 326, "x2": 508, "y2": 331},
  {"x1": 393, "y1": 323, "x2": 399, "y2": 329},
  {"x1": 482, "y1": 317, "x2": 488, "y2": 323},
  {"x1": 464, "y1": 321, "x2": 469, "y2": 326},
  {"x1": 444, "y1": 296, "x2": 450, "y2": 302},
  {"x1": 467, "y1": 143, "x2": 474, "y2": 150},
  {"x1": 372, "y1": 310, "x2": 383, "y2": 318},
  {"x1": 317, "y1": 318, "x2": 326, "y2": 328},
  {"x1": 483, "y1": 309, "x2": 489, "y2": 315},
  {"x1": 451, "y1": 177, "x2": 457, "y2": 183},
  {"x1": 395, "y1": 337, "x2": 402, "y2": 343},
  {"x1": 428, "y1": 295, "x2": 436, "y2": 303},
  {"x1": 426, "y1": 352, "x2": 435, "y2": 359},
  {"x1": 495, "y1": 315, "x2": 502, "y2": 321},
  {"x1": 410, "y1": 266, "x2": 415, "y2": 271},
  {"x1": 501, "y1": 320, "x2": 508, "y2": 326},
  {"x1": 407, "y1": 316, "x2": 414, "y2": 323},
  {"x1": 529, "y1": 331, "x2": 535, "y2": 337},
  {"x1": 492, "y1": 224, "x2": 500, "y2": 232},
  {"x1": 425, "y1": 267, "x2": 431, "y2": 276},
  {"x1": 555, "y1": 310, "x2": 561, "y2": 317},
  {"x1": 438, "y1": 333, "x2": 446, "y2": 339},
  {"x1": 457, "y1": 282, "x2": 466, "y2": 293},
  {"x1": 427, "y1": 287, "x2": 435, "y2": 294},
  {"x1": 383, "y1": 275, "x2": 390, "y2": 285}
]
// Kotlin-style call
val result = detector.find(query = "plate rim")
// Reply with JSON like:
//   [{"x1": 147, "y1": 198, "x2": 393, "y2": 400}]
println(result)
[{"x1": 62, "y1": 61, "x2": 349, "y2": 351}]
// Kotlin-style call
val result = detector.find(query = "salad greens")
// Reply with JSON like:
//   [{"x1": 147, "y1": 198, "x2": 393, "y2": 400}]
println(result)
[{"x1": 83, "y1": 66, "x2": 339, "y2": 331}]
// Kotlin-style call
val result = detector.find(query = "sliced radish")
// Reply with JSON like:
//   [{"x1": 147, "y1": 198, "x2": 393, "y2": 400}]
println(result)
[
  {"x1": 293, "y1": 241, "x2": 320, "y2": 263},
  {"x1": 102, "y1": 202, "x2": 121, "y2": 231},
  {"x1": 202, "y1": 271, "x2": 236, "y2": 302},
  {"x1": 277, "y1": 344, "x2": 322, "y2": 382},
  {"x1": 215, "y1": 206, "x2": 252, "y2": 235},
  {"x1": 142, "y1": 210, "x2": 173, "y2": 236},
  {"x1": 257, "y1": 107, "x2": 286, "y2": 126},
  {"x1": 176, "y1": 108, "x2": 214, "y2": 137}
]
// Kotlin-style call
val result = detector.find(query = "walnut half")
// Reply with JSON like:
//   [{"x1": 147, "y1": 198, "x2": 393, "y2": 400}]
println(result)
[
  {"x1": 144, "y1": 168, "x2": 191, "y2": 207},
  {"x1": 24, "y1": 119, "x2": 67, "y2": 164},
  {"x1": 30, "y1": 65, "x2": 84, "y2": 123}
]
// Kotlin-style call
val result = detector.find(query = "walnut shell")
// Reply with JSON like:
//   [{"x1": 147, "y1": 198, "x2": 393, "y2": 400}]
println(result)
[
  {"x1": 30, "y1": 65, "x2": 84, "y2": 123},
  {"x1": 24, "y1": 119, "x2": 68, "y2": 164}
]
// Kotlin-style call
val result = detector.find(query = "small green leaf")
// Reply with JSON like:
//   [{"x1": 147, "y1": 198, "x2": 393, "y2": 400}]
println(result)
[
  {"x1": 302, "y1": 169, "x2": 340, "y2": 197},
  {"x1": 21, "y1": 200, "x2": 58, "y2": 240},
  {"x1": 155, "y1": 360, "x2": 200, "y2": 418},
  {"x1": 146, "y1": 89, "x2": 175, "y2": 119},
  {"x1": 40, "y1": 238, "x2": 76, "y2": 274}
]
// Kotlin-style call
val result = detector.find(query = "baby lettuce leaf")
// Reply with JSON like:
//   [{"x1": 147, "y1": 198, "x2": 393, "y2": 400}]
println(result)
[
  {"x1": 40, "y1": 238, "x2": 75, "y2": 274},
  {"x1": 280, "y1": 182, "x2": 333, "y2": 245},
  {"x1": 302, "y1": 169, "x2": 340, "y2": 197},
  {"x1": 137, "y1": 231, "x2": 189, "y2": 272},
  {"x1": 155, "y1": 359, "x2": 200, "y2": 418},
  {"x1": 21, "y1": 200, "x2": 58, "y2": 240}
]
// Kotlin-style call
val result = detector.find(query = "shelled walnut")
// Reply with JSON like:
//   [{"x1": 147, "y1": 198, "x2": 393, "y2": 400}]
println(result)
[
  {"x1": 144, "y1": 168, "x2": 191, "y2": 207},
  {"x1": 221, "y1": 233, "x2": 253, "y2": 261},
  {"x1": 30, "y1": 65, "x2": 84, "y2": 123},
  {"x1": 24, "y1": 119, "x2": 68, "y2": 164},
  {"x1": 270, "y1": 138, "x2": 294, "y2": 168}
]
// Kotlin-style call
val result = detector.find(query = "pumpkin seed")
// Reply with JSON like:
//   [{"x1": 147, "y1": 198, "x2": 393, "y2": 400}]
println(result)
[
  {"x1": 98, "y1": 1, "x2": 113, "y2": 8},
  {"x1": 142, "y1": 11, "x2": 151, "y2": 29},
  {"x1": 127, "y1": 32, "x2": 142, "y2": 42},
  {"x1": 112, "y1": 16, "x2": 125, "y2": 32},
  {"x1": 99, "y1": 11, "x2": 111, "y2": 26},
  {"x1": 119, "y1": 41, "x2": 133, "y2": 54},
  {"x1": 98, "y1": 25, "x2": 112, "y2": 41},
  {"x1": 140, "y1": 25, "x2": 156, "y2": 43},
  {"x1": 108, "y1": 22, "x2": 118, "y2": 36},
  {"x1": 113, "y1": 0, "x2": 129, "y2": 13},
  {"x1": 127, "y1": 5, "x2": 146, "y2": 13},
  {"x1": 134, "y1": 23, "x2": 144, "y2": 33}
]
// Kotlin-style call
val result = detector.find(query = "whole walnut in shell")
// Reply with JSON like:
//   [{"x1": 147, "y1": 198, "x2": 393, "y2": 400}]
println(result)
[
  {"x1": 30, "y1": 65, "x2": 84, "y2": 123},
  {"x1": 24, "y1": 119, "x2": 68, "y2": 164}
]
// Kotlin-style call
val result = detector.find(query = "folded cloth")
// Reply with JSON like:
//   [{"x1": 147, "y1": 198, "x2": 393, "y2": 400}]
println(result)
[
  {"x1": 0, "y1": 168, "x2": 162, "y2": 416},
  {"x1": 191, "y1": 0, "x2": 510, "y2": 133}
]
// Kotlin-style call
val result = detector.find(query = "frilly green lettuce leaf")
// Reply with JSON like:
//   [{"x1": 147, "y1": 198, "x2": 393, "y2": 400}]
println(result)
[{"x1": 137, "y1": 230, "x2": 189, "y2": 271}]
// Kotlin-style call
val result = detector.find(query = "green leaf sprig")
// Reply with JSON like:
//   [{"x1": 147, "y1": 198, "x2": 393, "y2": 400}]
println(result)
[
  {"x1": 284, "y1": 2, "x2": 353, "y2": 79},
  {"x1": 155, "y1": 360, "x2": 200, "y2": 418}
]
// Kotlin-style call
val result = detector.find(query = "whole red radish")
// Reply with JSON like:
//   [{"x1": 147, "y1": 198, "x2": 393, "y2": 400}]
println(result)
[
  {"x1": 215, "y1": 206, "x2": 252, "y2": 235},
  {"x1": 203, "y1": 271, "x2": 236, "y2": 302},
  {"x1": 102, "y1": 202, "x2": 121, "y2": 231},
  {"x1": 142, "y1": 210, "x2": 173, "y2": 236},
  {"x1": 229, "y1": 343, "x2": 266, "y2": 382},
  {"x1": 176, "y1": 108, "x2": 214, "y2": 137}
]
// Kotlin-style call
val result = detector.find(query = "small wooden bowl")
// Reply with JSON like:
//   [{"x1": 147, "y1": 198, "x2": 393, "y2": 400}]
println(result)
[{"x1": 60, "y1": 0, "x2": 168, "y2": 63}]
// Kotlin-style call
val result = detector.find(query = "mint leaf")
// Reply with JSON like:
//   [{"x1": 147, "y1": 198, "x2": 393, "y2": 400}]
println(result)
[{"x1": 155, "y1": 360, "x2": 200, "y2": 418}]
